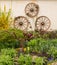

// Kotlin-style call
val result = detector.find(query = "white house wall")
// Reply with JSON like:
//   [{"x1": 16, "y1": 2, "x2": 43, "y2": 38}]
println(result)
[{"x1": 0, "y1": 0, "x2": 57, "y2": 31}]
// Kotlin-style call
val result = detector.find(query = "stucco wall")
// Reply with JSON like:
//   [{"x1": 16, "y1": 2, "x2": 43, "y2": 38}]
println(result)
[{"x1": 0, "y1": 0, "x2": 57, "y2": 31}]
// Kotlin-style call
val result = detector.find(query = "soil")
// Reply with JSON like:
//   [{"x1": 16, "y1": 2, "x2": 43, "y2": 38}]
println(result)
[{"x1": 30, "y1": 52, "x2": 49, "y2": 57}]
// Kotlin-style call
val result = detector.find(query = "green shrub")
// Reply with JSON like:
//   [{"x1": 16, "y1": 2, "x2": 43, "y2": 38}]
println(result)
[
  {"x1": 27, "y1": 39, "x2": 38, "y2": 52},
  {"x1": 18, "y1": 54, "x2": 25, "y2": 65},
  {"x1": 47, "y1": 46, "x2": 57, "y2": 59},
  {"x1": 24, "y1": 55, "x2": 32, "y2": 65},
  {"x1": 51, "y1": 39, "x2": 57, "y2": 47},
  {"x1": 34, "y1": 57, "x2": 44, "y2": 65},
  {"x1": 1, "y1": 48, "x2": 17, "y2": 58},
  {"x1": 0, "y1": 28, "x2": 24, "y2": 49},
  {"x1": 27, "y1": 38, "x2": 50, "y2": 53},
  {"x1": 37, "y1": 39, "x2": 50, "y2": 53},
  {"x1": 18, "y1": 54, "x2": 32, "y2": 65},
  {"x1": 27, "y1": 38, "x2": 57, "y2": 54},
  {"x1": 0, "y1": 55, "x2": 14, "y2": 65},
  {"x1": 33, "y1": 30, "x2": 57, "y2": 39},
  {"x1": 36, "y1": 38, "x2": 57, "y2": 53}
]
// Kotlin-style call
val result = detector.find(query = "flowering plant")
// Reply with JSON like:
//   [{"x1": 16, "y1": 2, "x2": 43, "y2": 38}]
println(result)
[{"x1": 0, "y1": 5, "x2": 12, "y2": 30}]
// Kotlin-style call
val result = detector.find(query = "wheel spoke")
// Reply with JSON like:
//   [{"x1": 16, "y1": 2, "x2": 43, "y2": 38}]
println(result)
[
  {"x1": 25, "y1": 3, "x2": 39, "y2": 17},
  {"x1": 14, "y1": 16, "x2": 28, "y2": 31},
  {"x1": 39, "y1": 18, "x2": 43, "y2": 23},
  {"x1": 35, "y1": 16, "x2": 51, "y2": 31}
]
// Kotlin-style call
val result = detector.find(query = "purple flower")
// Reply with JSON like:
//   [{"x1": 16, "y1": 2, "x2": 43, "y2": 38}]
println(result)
[{"x1": 48, "y1": 57, "x2": 53, "y2": 61}]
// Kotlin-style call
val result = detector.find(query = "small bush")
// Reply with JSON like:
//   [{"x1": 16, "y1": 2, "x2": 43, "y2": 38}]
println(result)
[
  {"x1": 0, "y1": 28, "x2": 24, "y2": 49},
  {"x1": 47, "y1": 46, "x2": 57, "y2": 59},
  {"x1": 27, "y1": 39, "x2": 38, "y2": 53},
  {"x1": 1, "y1": 48, "x2": 17, "y2": 58},
  {"x1": 34, "y1": 57, "x2": 45, "y2": 65},
  {"x1": 18, "y1": 54, "x2": 32, "y2": 65},
  {"x1": 0, "y1": 55, "x2": 14, "y2": 65}
]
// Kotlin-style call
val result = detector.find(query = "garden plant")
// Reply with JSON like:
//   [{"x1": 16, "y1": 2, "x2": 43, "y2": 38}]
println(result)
[{"x1": 0, "y1": 5, "x2": 57, "y2": 65}]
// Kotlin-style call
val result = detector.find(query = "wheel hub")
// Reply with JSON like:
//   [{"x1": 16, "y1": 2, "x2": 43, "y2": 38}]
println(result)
[
  {"x1": 19, "y1": 22, "x2": 23, "y2": 26},
  {"x1": 41, "y1": 22, "x2": 45, "y2": 26},
  {"x1": 30, "y1": 8, "x2": 34, "y2": 12}
]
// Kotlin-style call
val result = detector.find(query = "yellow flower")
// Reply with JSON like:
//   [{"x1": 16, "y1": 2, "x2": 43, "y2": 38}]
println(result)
[
  {"x1": 0, "y1": 5, "x2": 12, "y2": 30},
  {"x1": 27, "y1": 47, "x2": 30, "y2": 51},
  {"x1": 5, "y1": 25, "x2": 9, "y2": 29},
  {"x1": 24, "y1": 48, "x2": 26, "y2": 52},
  {"x1": 48, "y1": 64, "x2": 51, "y2": 65}
]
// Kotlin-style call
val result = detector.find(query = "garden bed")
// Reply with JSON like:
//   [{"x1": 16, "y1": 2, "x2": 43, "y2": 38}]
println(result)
[
  {"x1": 0, "y1": 29, "x2": 57, "y2": 65},
  {"x1": 0, "y1": 4, "x2": 57, "y2": 65}
]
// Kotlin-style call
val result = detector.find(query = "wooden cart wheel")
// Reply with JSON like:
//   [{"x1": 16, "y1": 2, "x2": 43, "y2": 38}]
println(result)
[
  {"x1": 35, "y1": 16, "x2": 51, "y2": 31},
  {"x1": 14, "y1": 16, "x2": 29, "y2": 31},
  {"x1": 25, "y1": 3, "x2": 39, "y2": 18}
]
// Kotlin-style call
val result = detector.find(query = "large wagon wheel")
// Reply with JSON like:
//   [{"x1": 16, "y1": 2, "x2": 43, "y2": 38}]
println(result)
[
  {"x1": 25, "y1": 3, "x2": 39, "y2": 18},
  {"x1": 35, "y1": 16, "x2": 51, "y2": 31},
  {"x1": 14, "y1": 16, "x2": 29, "y2": 31}
]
